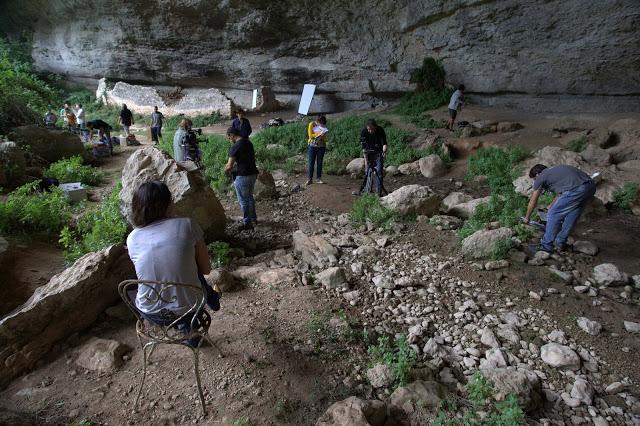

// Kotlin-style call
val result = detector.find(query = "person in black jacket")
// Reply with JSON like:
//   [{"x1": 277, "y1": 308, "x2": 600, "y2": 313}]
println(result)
[
  {"x1": 231, "y1": 109, "x2": 252, "y2": 139},
  {"x1": 360, "y1": 119, "x2": 388, "y2": 195},
  {"x1": 119, "y1": 104, "x2": 134, "y2": 136}
]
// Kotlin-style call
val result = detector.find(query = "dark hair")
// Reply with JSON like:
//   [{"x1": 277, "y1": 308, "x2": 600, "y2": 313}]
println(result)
[
  {"x1": 366, "y1": 119, "x2": 377, "y2": 128},
  {"x1": 458, "y1": 84, "x2": 465, "y2": 91},
  {"x1": 77, "y1": 103, "x2": 82, "y2": 107},
  {"x1": 316, "y1": 115, "x2": 327, "y2": 125},
  {"x1": 529, "y1": 164, "x2": 547, "y2": 179},
  {"x1": 227, "y1": 126, "x2": 241, "y2": 137},
  {"x1": 235, "y1": 108, "x2": 245, "y2": 115},
  {"x1": 131, "y1": 181, "x2": 172, "y2": 227}
]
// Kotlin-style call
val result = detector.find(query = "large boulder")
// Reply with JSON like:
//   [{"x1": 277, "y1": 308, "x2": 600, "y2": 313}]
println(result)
[
  {"x1": 346, "y1": 158, "x2": 365, "y2": 176},
  {"x1": 581, "y1": 144, "x2": 612, "y2": 166},
  {"x1": 75, "y1": 338, "x2": 130, "y2": 372},
  {"x1": 254, "y1": 169, "x2": 277, "y2": 200},
  {"x1": 460, "y1": 227, "x2": 513, "y2": 259},
  {"x1": 316, "y1": 267, "x2": 348, "y2": 289},
  {"x1": 0, "y1": 142, "x2": 27, "y2": 188},
  {"x1": 480, "y1": 368, "x2": 543, "y2": 412},
  {"x1": 293, "y1": 230, "x2": 339, "y2": 268},
  {"x1": 587, "y1": 128, "x2": 617, "y2": 149},
  {"x1": 120, "y1": 147, "x2": 227, "y2": 242},
  {"x1": 592, "y1": 263, "x2": 626, "y2": 286},
  {"x1": 442, "y1": 192, "x2": 473, "y2": 212},
  {"x1": 398, "y1": 160, "x2": 421, "y2": 175},
  {"x1": 0, "y1": 244, "x2": 135, "y2": 388},
  {"x1": 316, "y1": 396, "x2": 387, "y2": 426},
  {"x1": 418, "y1": 154, "x2": 447, "y2": 178},
  {"x1": 381, "y1": 185, "x2": 441, "y2": 217},
  {"x1": 447, "y1": 196, "x2": 491, "y2": 219},
  {"x1": 8, "y1": 125, "x2": 87, "y2": 163}
]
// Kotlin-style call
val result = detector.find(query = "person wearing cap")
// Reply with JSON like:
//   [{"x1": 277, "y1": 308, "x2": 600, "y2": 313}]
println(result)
[
  {"x1": 224, "y1": 127, "x2": 259, "y2": 230},
  {"x1": 523, "y1": 164, "x2": 596, "y2": 253}
]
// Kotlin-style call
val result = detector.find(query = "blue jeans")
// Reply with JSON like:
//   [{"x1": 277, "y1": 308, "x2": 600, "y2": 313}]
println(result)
[
  {"x1": 307, "y1": 146, "x2": 326, "y2": 179},
  {"x1": 234, "y1": 174, "x2": 257, "y2": 225},
  {"x1": 540, "y1": 181, "x2": 596, "y2": 251}
]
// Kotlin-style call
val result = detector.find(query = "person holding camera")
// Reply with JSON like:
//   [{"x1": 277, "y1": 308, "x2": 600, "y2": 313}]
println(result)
[
  {"x1": 360, "y1": 119, "x2": 388, "y2": 196},
  {"x1": 225, "y1": 127, "x2": 259, "y2": 231},
  {"x1": 231, "y1": 108, "x2": 252, "y2": 138},
  {"x1": 306, "y1": 115, "x2": 328, "y2": 185},
  {"x1": 173, "y1": 118, "x2": 192, "y2": 161}
]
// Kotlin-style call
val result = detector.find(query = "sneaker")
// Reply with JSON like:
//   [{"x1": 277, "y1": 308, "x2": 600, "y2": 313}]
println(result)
[
  {"x1": 316, "y1": 179, "x2": 324, "y2": 184},
  {"x1": 527, "y1": 244, "x2": 551, "y2": 255},
  {"x1": 305, "y1": 179, "x2": 312, "y2": 185}
]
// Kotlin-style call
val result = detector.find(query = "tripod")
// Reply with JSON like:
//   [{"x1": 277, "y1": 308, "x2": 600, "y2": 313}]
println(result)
[{"x1": 359, "y1": 150, "x2": 388, "y2": 196}]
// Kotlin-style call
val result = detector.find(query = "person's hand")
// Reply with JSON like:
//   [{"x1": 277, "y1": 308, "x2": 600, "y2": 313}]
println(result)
[{"x1": 522, "y1": 216, "x2": 530, "y2": 224}]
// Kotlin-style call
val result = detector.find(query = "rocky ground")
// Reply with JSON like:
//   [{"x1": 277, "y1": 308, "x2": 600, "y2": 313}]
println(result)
[{"x1": 1, "y1": 107, "x2": 640, "y2": 426}]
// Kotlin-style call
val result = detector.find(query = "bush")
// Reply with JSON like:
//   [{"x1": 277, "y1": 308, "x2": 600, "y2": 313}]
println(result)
[
  {"x1": 44, "y1": 155, "x2": 104, "y2": 186},
  {"x1": 491, "y1": 237, "x2": 513, "y2": 260},
  {"x1": 207, "y1": 241, "x2": 231, "y2": 268},
  {"x1": 163, "y1": 112, "x2": 225, "y2": 131},
  {"x1": 350, "y1": 194, "x2": 398, "y2": 230},
  {"x1": 59, "y1": 183, "x2": 128, "y2": 262},
  {"x1": 566, "y1": 136, "x2": 588, "y2": 152},
  {"x1": 367, "y1": 335, "x2": 417, "y2": 387},
  {"x1": 0, "y1": 181, "x2": 72, "y2": 236},
  {"x1": 434, "y1": 371, "x2": 524, "y2": 426},
  {"x1": 394, "y1": 88, "x2": 453, "y2": 128},
  {"x1": 410, "y1": 57, "x2": 446, "y2": 92},
  {"x1": 613, "y1": 182, "x2": 638, "y2": 212},
  {"x1": 0, "y1": 37, "x2": 58, "y2": 133}
]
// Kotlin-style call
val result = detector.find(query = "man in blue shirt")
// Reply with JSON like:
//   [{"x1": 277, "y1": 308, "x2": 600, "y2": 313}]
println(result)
[{"x1": 231, "y1": 109, "x2": 252, "y2": 139}]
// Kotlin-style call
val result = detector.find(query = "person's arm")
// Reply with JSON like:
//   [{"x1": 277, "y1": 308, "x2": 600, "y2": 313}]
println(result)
[
  {"x1": 224, "y1": 157, "x2": 236, "y2": 175},
  {"x1": 195, "y1": 240, "x2": 211, "y2": 275},
  {"x1": 523, "y1": 189, "x2": 541, "y2": 223},
  {"x1": 307, "y1": 122, "x2": 315, "y2": 142},
  {"x1": 381, "y1": 128, "x2": 388, "y2": 154},
  {"x1": 246, "y1": 119, "x2": 252, "y2": 137}
]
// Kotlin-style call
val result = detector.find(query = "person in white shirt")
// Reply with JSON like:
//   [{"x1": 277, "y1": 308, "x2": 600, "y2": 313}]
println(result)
[
  {"x1": 447, "y1": 84, "x2": 465, "y2": 131},
  {"x1": 75, "y1": 103, "x2": 86, "y2": 129},
  {"x1": 126, "y1": 181, "x2": 219, "y2": 343}
]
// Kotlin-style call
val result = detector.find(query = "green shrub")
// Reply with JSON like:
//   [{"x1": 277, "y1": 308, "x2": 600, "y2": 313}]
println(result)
[
  {"x1": 613, "y1": 182, "x2": 638, "y2": 211},
  {"x1": 44, "y1": 155, "x2": 104, "y2": 186},
  {"x1": 491, "y1": 237, "x2": 513, "y2": 260},
  {"x1": 0, "y1": 181, "x2": 72, "y2": 235},
  {"x1": 410, "y1": 57, "x2": 446, "y2": 92},
  {"x1": 163, "y1": 112, "x2": 225, "y2": 131},
  {"x1": 367, "y1": 335, "x2": 417, "y2": 387},
  {"x1": 434, "y1": 371, "x2": 524, "y2": 426},
  {"x1": 59, "y1": 183, "x2": 128, "y2": 262},
  {"x1": 350, "y1": 194, "x2": 398, "y2": 230},
  {"x1": 207, "y1": 241, "x2": 231, "y2": 268},
  {"x1": 566, "y1": 136, "x2": 588, "y2": 152},
  {"x1": 394, "y1": 88, "x2": 453, "y2": 128}
]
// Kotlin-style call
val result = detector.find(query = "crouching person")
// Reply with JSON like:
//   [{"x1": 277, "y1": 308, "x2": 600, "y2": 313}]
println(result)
[
  {"x1": 126, "y1": 181, "x2": 220, "y2": 345},
  {"x1": 523, "y1": 164, "x2": 596, "y2": 253}
]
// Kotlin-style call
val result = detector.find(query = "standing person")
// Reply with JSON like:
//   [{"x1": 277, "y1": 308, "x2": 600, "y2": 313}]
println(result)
[
  {"x1": 224, "y1": 127, "x2": 258, "y2": 230},
  {"x1": 75, "y1": 103, "x2": 86, "y2": 129},
  {"x1": 150, "y1": 106, "x2": 164, "y2": 145},
  {"x1": 523, "y1": 164, "x2": 596, "y2": 253},
  {"x1": 447, "y1": 84, "x2": 465, "y2": 131},
  {"x1": 231, "y1": 109, "x2": 252, "y2": 138},
  {"x1": 119, "y1": 104, "x2": 134, "y2": 136},
  {"x1": 64, "y1": 107, "x2": 77, "y2": 131},
  {"x1": 86, "y1": 119, "x2": 112, "y2": 141},
  {"x1": 59, "y1": 103, "x2": 70, "y2": 127},
  {"x1": 173, "y1": 118, "x2": 192, "y2": 162},
  {"x1": 44, "y1": 109, "x2": 58, "y2": 128},
  {"x1": 126, "y1": 181, "x2": 219, "y2": 345},
  {"x1": 306, "y1": 115, "x2": 328, "y2": 185},
  {"x1": 360, "y1": 119, "x2": 388, "y2": 196}
]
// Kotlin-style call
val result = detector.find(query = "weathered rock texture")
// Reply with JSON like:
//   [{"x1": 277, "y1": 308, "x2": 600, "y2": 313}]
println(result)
[
  {"x1": 120, "y1": 147, "x2": 227, "y2": 241},
  {"x1": 0, "y1": 244, "x2": 134, "y2": 389},
  {"x1": 3, "y1": 1, "x2": 639, "y2": 110},
  {"x1": 8, "y1": 125, "x2": 87, "y2": 163}
]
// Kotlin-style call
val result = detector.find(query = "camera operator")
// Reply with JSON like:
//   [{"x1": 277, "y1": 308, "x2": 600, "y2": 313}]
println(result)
[
  {"x1": 173, "y1": 118, "x2": 193, "y2": 161},
  {"x1": 360, "y1": 119, "x2": 388, "y2": 196}
]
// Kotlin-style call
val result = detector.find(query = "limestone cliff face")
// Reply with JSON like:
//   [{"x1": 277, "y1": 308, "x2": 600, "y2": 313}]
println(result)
[{"x1": 2, "y1": 0, "x2": 639, "y2": 103}]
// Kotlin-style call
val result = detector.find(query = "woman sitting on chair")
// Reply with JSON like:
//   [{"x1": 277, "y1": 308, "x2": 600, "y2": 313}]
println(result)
[{"x1": 126, "y1": 181, "x2": 219, "y2": 332}]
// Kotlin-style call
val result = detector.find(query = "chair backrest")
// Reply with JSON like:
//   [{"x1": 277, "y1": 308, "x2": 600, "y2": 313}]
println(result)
[{"x1": 118, "y1": 279, "x2": 208, "y2": 342}]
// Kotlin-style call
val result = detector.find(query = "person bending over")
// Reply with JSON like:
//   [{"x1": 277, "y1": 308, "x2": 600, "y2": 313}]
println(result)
[
  {"x1": 306, "y1": 115, "x2": 328, "y2": 185},
  {"x1": 360, "y1": 119, "x2": 388, "y2": 196},
  {"x1": 447, "y1": 84, "x2": 465, "y2": 131},
  {"x1": 231, "y1": 109, "x2": 252, "y2": 138},
  {"x1": 126, "y1": 181, "x2": 219, "y2": 340},
  {"x1": 523, "y1": 164, "x2": 596, "y2": 253},
  {"x1": 86, "y1": 119, "x2": 112, "y2": 141},
  {"x1": 224, "y1": 127, "x2": 259, "y2": 230}
]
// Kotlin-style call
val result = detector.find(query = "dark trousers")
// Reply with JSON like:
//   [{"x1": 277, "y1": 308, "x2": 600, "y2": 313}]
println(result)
[{"x1": 307, "y1": 146, "x2": 326, "y2": 179}]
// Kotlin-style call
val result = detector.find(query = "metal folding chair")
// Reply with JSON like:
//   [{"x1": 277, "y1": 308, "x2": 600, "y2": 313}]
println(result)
[{"x1": 118, "y1": 279, "x2": 213, "y2": 415}]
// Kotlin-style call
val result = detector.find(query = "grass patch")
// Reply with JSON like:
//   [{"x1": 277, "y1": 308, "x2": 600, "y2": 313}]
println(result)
[
  {"x1": 491, "y1": 237, "x2": 513, "y2": 260},
  {"x1": 59, "y1": 183, "x2": 128, "y2": 262},
  {"x1": 394, "y1": 89, "x2": 452, "y2": 128},
  {"x1": 350, "y1": 194, "x2": 399, "y2": 230},
  {"x1": 0, "y1": 181, "x2": 72, "y2": 236},
  {"x1": 458, "y1": 147, "x2": 535, "y2": 242},
  {"x1": 367, "y1": 335, "x2": 417, "y2": 387},
  {"x1": 434, "y1": 371, "x2": 524, "y2": 426},
  {"x1": 613, "y1": 182, "x2": 638, "y2": 211},
  {"x1": 566, "y1": 136, "x2": 588, "y2": 152},
  {"x1": 44, "y1": 155, "x2": 104, "y2": 186},
  {"x1": 207, "y1": 241, "x2": 231, "y2": 268}
]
